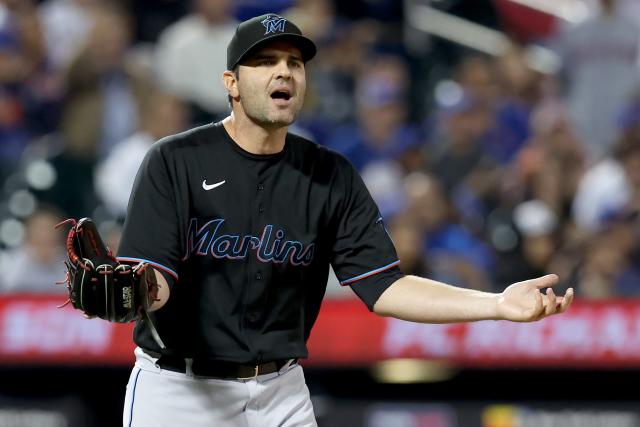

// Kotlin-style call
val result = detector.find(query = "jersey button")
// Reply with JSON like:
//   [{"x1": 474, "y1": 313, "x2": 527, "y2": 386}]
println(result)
[
  {"x1": 247, "y1": 313, "x2": 260, "y2": 323},
  {"x1": 257, "y1": 184, "x2": 264, "y2": 191},
  {"x1": 258, "y1": 205, "x2": 265, "y2": 213},
  {"x1": 255, "y1": 272, "x2": 262, "y2": 280}
]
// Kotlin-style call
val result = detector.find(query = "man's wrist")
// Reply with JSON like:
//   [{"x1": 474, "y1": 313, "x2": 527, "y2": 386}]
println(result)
[{"x1": 489, "y1": 292, "x2": 504, "y2": 320}]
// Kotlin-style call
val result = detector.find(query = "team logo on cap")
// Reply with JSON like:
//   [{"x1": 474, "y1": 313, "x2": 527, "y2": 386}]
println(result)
[{"x1": 261, "y1": 15, "x2": 287, "y2": 35}]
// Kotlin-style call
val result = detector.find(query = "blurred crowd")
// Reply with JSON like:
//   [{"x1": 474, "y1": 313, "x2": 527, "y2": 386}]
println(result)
[{"x1": 0, "y1": 0, "x2": 639, "y2": 299}]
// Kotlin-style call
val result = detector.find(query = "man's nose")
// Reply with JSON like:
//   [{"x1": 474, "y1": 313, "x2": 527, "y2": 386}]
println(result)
[{"x1": 274, "y1": 60, "x2": 292, "y2": 79}]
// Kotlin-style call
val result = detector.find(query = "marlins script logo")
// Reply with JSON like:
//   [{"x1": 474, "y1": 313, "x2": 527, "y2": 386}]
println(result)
[
  {"x1": 261, "y1": 15, "x2": 287, "y2": 34},
  {"x1": 183, "y1": 218, "x2": 315, "y2": 266}
]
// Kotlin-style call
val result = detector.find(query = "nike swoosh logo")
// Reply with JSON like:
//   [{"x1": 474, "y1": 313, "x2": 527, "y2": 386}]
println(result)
[{"x1": 202, "y1": 180, "x2": 226, "y2": 191}]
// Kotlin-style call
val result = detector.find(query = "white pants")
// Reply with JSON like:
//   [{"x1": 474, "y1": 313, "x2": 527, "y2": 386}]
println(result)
[{"x1": 123, "y1": 347, "x2": 317, "y2": 427}]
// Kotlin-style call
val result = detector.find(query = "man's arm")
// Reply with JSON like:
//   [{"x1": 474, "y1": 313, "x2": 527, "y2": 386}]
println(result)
[
  {"x1": 373, "y1": 274, "x2": 573, "y2": 323},
  {"x1": 146, "y1": 268, "x2": 171, "y2": 312}
]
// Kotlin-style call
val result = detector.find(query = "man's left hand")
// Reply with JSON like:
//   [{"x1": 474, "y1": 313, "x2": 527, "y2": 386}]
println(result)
[{"x1": 497, "y1": 274, "x2": 574, "y2": 322}]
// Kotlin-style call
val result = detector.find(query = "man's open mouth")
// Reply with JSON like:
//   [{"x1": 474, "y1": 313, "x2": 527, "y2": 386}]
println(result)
[{"x1": 270, "y1": 90, "x2": 292, "y2": 101}]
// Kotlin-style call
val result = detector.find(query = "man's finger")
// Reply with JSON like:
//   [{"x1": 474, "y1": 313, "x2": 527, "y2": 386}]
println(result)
[
  {"x1": 527, "y1": 288, "x2": 544, "y2": 321},
  {"x1": 533, "y1": 274, "x2": 559, "y2": 289},
  {"x1": 556, "y1": 288, "x2": 574, "y2": 314},
  {"x1": 544, "y1": 287, "x2": 557, "y2": 316}
]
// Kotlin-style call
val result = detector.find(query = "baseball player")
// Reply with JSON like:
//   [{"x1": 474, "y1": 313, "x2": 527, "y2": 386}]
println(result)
[{"x1": 58, "y1": 13, "x2": 573, "y2": 427}]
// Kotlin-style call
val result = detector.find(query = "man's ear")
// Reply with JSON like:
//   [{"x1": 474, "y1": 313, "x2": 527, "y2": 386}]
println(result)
[{"x1": 223, "y1": 70, "x2": 239, "y2": 99}]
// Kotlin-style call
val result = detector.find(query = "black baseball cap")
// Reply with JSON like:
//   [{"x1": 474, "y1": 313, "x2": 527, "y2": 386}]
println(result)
[{"x1": 226, "y1": 13, "x2": 317, "y2": 70}]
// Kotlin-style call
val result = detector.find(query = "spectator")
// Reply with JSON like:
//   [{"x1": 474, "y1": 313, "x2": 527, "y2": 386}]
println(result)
[
  {"x1": 510, "y1": 199, "x2": 558, "y2": 281},
  {"x1": 0, "y1": 206, "x2": 67, "y2": 294},
  {"x1": 430, "y1": 93, "x2": 496, "y2": 194},
  {"x1": 490, "y1": 44, "x2": 545, "y2": 165},
  {"x1": 573, "y1": 213, "x2": 640, "y2": 298},
  {"x1": 0, "y1": 0, "x2": 47, "y2": 177},
  {"x1": 34, "y1": 4, "x2": 150, "y2": 218},
  {"x1": 38, "y1": 0, "x2": 96, "y2": 71},
  {"x1": 572, "y1": 134, "x2": 640, "y2": 232},
  {"x1": 60, "y1": 2, "x2": 152, "y2": 159},
  {"x1": 402, "y1": 172, "x2": 494, "y2": 291},
  {"x1": 325, "y1": 54, "x2": 423, "y2": 172},
  {"x1": 556, "y1": 0, "x2": 640, "y2": 162},
  {"x1": 360, "y1": 160, "x2": 407, "y2": 220},
  {"x1": 95, "y1": 89, "x2": 188, "y2": 219},
  {"x1": 388, "y1": 219, "x2": 430, "y2": 277},
  {"x1": 509, "y1": 100, "x2": 586, "y2": 215},
  {"x1": 453, "y1": 54, "x2": 500, "y2": 105},
  {"x1": 429, "y1": 91, "x2": 503, "y2": 235},
  {"x1": 155, "y1": 0, "x2": 237, "y2": 124},
  {"x1": 283, "y1": 0, "x2": 335, "y2": 43},
  {"x1": 0, "y1": 0, "x2": 46, "y2": 85},
  {"x1": 298, "y1": 20, "x2": 382, "y2": 137}
]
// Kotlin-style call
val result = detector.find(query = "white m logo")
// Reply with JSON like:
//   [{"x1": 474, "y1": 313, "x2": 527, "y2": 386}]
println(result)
[{"x1": 261, "y1": 15, "x2": 287, "y2": 34}]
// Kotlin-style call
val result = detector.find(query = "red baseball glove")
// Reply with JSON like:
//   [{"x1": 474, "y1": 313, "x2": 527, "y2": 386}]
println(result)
[{"x1": 55, "y1": 217, "x2": 158, "y2": 323}]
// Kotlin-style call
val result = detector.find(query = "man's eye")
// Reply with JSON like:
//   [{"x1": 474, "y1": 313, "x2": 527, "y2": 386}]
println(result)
[
  {"x1": 289, "y1": 61, "x2": 302, "y2": 68},
  {"x1": 260, "y1": 59, "x2": 275, "y2": 66}
]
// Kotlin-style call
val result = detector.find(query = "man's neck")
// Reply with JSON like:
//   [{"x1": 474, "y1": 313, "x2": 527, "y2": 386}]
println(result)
[{"x1": 222, "y1": 114, "x2": 288, "y2": 155}]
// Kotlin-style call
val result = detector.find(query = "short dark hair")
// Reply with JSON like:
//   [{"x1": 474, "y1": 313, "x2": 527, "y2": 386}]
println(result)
[{"x1": 227, "y1": 65, "x2": 240, "y2": 109}]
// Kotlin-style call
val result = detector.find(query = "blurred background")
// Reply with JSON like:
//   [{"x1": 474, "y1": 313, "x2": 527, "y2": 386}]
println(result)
[{"x1": 0, "y1": 0, "x2": 639, "y2": 425}]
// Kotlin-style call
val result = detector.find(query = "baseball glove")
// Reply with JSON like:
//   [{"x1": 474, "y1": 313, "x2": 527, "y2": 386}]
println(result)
[{"x1": 55, "y1": 217, "x2": 157, "y2": 323}]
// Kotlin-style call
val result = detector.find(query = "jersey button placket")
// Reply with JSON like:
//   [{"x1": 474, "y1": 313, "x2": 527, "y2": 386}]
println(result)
[
  {"x1": 257, "y1": 183, "x2": 265, "y2": 214},
  {"x1": 244, "y1": 179, "x2": 266, "y2": 353}
]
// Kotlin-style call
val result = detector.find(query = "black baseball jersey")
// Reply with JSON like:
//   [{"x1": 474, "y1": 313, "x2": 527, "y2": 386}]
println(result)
[{"x1": 117, "y1": 122, "x2": 403, "y2": 363}]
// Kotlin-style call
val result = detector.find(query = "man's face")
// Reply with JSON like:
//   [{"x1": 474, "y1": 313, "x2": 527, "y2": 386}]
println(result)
[{"x1": 235, "y1": 41, "x2": 306, "y2": 128}]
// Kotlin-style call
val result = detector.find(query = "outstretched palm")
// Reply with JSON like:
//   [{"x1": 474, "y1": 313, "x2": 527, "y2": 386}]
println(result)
[{"x1": 497, "y1": 274, "x2": 574, "y2": 322}]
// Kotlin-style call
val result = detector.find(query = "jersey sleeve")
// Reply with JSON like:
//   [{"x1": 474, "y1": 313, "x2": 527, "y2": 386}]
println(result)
[
  {"x1": 117, "y1": 142, "x2": 182, "y2": 287},
  {"x1": 330, "y1": 158, "x2": 404, "y2": 311}
]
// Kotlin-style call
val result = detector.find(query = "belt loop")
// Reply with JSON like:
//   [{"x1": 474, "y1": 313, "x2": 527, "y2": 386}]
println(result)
[
  {"x1": 279, "y1": 359, "x2": 296, "y2": 375},
  {"x1": 185, "y1": 358, "x2": 194, "y2": 377},
  {"x1": 237, "y1": 365, "x2": 260, "y2": 381}
]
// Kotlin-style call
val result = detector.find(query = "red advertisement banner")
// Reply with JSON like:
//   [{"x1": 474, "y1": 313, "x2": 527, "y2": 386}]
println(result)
[
  {"x1": 0, "y1": 295, "x2": 135, "y2": 365},
  {"x1": 1, "y1": 295, "x2": 639, "y2": 368},
  {"x1": 306, "y1": 298, "x2": 640, "y2": 368}
]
